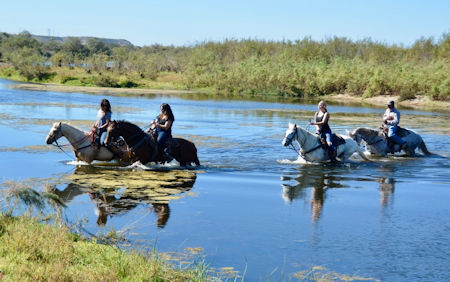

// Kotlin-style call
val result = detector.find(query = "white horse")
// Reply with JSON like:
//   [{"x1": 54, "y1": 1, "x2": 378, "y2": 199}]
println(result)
[
  {"x1": 282, "y1": 123, "x2": 370, "y2": 163},
  {"x1": 348, "y1": 127, "x2": 431, "y2": 157},
  {"x1": 45, "y1": 122, "x2": 115, "y2": 164}
]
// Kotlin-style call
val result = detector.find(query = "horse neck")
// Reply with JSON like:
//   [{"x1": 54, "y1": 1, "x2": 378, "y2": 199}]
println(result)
[
  {"x1": 358, "y1": 128, "x2": 381, "y2": 143},
  {"x1": 118, "y1": 124, "x2": 145, "y2": 146},
  {"x1": 60, "y1": 123, "x2": 88, "y2": 146},
  {"x1": 296, "y1": 127, "x2": 319, "y2": 149}
]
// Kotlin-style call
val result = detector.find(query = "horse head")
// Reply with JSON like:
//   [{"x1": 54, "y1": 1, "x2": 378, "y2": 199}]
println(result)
[
  {"x1": 46, "y1": 122, "x2": 63, "y2": 144},
  {"x1": 282, "y1": 123, "x2": 297, "y2": 147},
  {"x1": 349, "y1": 128, "x2": 363, "y2": 146},
  {"x1": 351, "y1": 127, "x2": 381, "y2": 146}
]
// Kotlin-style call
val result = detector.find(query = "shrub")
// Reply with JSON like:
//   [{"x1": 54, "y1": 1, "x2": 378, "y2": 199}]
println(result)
[{"x1": 119, "y1": 79, "x2": 138, "y2": 88}]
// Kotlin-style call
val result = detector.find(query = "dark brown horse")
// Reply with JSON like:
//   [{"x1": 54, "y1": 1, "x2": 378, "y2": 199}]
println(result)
[{"x1": 105, "y1": 120, "x2": 200, "y2": 166}]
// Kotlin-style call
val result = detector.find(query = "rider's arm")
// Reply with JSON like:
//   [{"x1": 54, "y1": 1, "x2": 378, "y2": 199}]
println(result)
[
  {"x1": 156, "y1": 120, "x2": 173, "y2": 130},
  {"x1": 385, "y1": 110, "x2": 399, "y2": 126},
  {"x1": 312, "y1": 112, "x2": 329, "y2": 126}
]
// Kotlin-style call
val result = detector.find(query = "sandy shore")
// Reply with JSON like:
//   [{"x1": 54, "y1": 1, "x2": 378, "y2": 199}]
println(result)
[
  {"x1": 9, "y1": 83, "x2": 450, "y2": 112},
  {"x1": 325, "y1": 94, "x2": 450, "y2": 112},
  {"x1": 9, "y1": 83, "x2": 204, "y2": 96}
]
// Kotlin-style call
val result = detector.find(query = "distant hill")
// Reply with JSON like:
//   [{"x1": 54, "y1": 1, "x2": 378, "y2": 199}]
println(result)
[{"x1": 31, "y1": 34, "x2": 133, "y2": 47}]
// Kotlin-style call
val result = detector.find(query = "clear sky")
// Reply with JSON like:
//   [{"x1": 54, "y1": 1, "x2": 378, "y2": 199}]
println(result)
[{"x1": 1, "y1": 0, "x2": 449, "y2": 47}]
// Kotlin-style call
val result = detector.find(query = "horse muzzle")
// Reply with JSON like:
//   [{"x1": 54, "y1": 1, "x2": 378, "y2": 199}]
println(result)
[{"x1": 46, "y1": 136, "x2": 54, "y2": 144}]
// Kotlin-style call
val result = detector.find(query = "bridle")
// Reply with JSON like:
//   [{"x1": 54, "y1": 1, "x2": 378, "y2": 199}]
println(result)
[
  {"x1": 49, "y1": 124, "x2": 92, "y2": 156},
  {"x1": 285, "y1": 126, "x2": 323, "y2": 157},
  {"x1": 285, "y1": 127, "x2": 301, "y2": 156}
]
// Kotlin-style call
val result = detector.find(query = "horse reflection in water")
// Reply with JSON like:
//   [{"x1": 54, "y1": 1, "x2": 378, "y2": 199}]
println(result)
[
  {"x1": 48, "y1": 166, "x2": 197, "y2": 228},
  {"x1": 375, "y1": 165, "x2": 396, "y2": 207},
  {"x1": 281, "y1": 166, "x2": 344, "y2": 222},
  {"x1": 281, "y1": 165, "x2": 396, "y2": 222}
]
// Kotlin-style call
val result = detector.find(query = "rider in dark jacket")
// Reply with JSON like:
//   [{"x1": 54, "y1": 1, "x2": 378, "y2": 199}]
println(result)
[
  {"x1": 309, "y1": 100, "x2": 337, "y2": 162},
  {"x1": 148, "y1": 103, "x2": 175, "y2": 162}
]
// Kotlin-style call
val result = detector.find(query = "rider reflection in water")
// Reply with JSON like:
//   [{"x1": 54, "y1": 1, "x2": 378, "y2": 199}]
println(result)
[
  {"x1": 309, "y1": 100, "x2": 337, "y2": 162},
  {"x1": 147, "y1": 103, "x2": 175, "y2": 162}
]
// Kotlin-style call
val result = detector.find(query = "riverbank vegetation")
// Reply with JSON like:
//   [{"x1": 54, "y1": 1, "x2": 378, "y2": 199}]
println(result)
[
  {"x1": 0, "y1": 184, "x2": 210, "y2": 281},
  {"x1": 0, "y1": 31, "x2": 448, "y2": 101}
]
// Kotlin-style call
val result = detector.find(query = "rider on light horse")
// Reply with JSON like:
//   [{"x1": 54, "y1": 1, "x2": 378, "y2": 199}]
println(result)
[
  {"x1": 382, "y1": 100, "x2": 409, "y2": 154},
  {"x1": 309, "y1": 101, "x2": 337, "y2": 162}
]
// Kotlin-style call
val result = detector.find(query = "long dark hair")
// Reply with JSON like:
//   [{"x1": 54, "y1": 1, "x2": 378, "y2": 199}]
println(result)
[
  {"x1": 160, "y1": 103, "x2": 174, "y2": 121},
  {"x1": 100, "y1": 99, "x2": 112, "y2": 113}
]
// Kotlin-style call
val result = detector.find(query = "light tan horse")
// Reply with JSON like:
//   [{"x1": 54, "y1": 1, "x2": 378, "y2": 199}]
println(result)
[{"x1": 45, "y1": 122, "x2": 116, "y2": 164}]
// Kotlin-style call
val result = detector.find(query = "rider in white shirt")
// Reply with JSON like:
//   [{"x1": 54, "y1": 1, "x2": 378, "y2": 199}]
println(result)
[{"x1": 383, "y1": 100, "x2": 407, "y2": 150}]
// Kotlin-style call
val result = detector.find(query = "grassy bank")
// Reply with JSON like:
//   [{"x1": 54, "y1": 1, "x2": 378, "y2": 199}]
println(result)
[
  {"x1": 0, "y1": 214, "x2": 209, "y2": 281},
  {"x1": 0, "y1": 32, "x2": 448, "y2": 102}
]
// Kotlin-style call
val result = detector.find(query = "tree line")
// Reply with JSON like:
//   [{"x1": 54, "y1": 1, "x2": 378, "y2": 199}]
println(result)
[{"x1": 0, "y1": 31, "x2": 448, "y2": 100}]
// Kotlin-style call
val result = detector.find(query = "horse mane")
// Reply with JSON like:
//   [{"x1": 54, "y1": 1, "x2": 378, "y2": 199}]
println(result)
[
  {"x1": 58, "y1": 122, "x2": 86, "y2": 133},
  {"x1": 355, "y1": 127, "x2": 383, "y2": 141},
  {"x1": 113, "y1": 120, "x2": 149, "y2": 143},
  {"x1": 115, "y1": 120, "x2": 145, "y2": 134}
]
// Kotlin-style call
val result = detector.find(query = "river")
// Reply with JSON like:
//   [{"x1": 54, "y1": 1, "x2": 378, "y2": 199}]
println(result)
[{"x1": 0, "y1": 79, "x2": 449, "y2": 281}]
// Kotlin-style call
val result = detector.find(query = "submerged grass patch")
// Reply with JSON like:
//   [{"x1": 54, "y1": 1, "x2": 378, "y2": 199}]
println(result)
[{"x1": 293, "y1": 265, "x2": 379, "y2": 281}]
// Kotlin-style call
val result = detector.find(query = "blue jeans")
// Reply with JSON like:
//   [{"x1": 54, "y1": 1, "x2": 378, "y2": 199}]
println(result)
[
  {"x1": 386, "y1": 125, "x2": 405, "y2": 145},
  {"x1": 157, "y1": 130, "x2": 171, "y2": 149},
  {"x1": 320, "y1": 130, "x2": 335, "y2": 151},
  {"x1": 100, "y1": 131, "x2": 107, "y2": 145}
]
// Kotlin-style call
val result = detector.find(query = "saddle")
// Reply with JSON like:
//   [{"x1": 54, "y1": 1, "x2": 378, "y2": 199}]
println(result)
[
  {"x1": 319, "y1": 133, "x2": 346, "y2": 148},
  {"x1": 380, "y1": 125, "x2": 410, "y2": 138},
  {"x1": 332, "y1": 134, "x2": 346, "y2": 147},
  {"x1": 379, "y1": 125, "x2": 410, "y2": 153}
]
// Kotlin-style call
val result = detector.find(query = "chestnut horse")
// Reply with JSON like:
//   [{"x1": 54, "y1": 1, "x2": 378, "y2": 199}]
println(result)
[
  {"x1": 106, "y1": 120, "x2": 200, "y2": 166},
  {"x1": 45, "y1": 122, "x2": 135, "y2": 164}
]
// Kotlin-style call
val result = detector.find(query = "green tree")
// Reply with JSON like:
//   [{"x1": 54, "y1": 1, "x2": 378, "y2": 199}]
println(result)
[
  {"x1": 61, "y1": 37, "x2": 89, "y2": 60},
  {"x1": 8, "y1": 47, "x2": 50, "y2": 80},
  {"x1": 41, "y1": 40, "x2": 62, "y2": 58},
  {"x1": 87, "y1": 38, "x2": 111, "y2": 56}
]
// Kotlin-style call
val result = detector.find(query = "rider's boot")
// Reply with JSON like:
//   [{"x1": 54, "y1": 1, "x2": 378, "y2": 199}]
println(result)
[{"x1": 328, "y1": 147, "x2": 337, "y2": 163}]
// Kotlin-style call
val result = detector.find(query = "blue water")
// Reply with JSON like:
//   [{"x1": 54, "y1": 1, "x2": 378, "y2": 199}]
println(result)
[{"x1": 0, "y1": 79, "x2": 449, "y2": 281}]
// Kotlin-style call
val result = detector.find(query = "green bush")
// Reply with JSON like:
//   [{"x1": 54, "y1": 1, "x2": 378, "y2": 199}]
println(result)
[
  {"x1": 94, "y1": 76, "x2": 119, "y2": 88},
  {"x1": 119, "y1": 79, "x2": 138, "y2": 88}
]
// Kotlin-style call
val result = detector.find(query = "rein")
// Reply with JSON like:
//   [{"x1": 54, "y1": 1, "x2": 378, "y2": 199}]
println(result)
[
  {"x1": 53, "y1": 140, "x2": 78, "y2": 159},
  {"x1": 366, "y1": 138, "x2": 384, "y2": 146},
  {"x1": 298, "y1": 123, "x2": 324, "y2": 156},
  {"x1": 301, "y1": 142, "x2": 323, "y2": 155},
  {"x1": 50, "y1": 126, "x2": 93, "y2": 157}
]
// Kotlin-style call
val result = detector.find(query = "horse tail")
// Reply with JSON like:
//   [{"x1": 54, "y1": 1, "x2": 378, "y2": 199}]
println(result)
[
  {"x1": 194, "y1": 156, "x2": 200, "y2": 166},
  {"x1": 191, "y1": 143, "x2": 200, "y2": 166},
  {"x1": 418, "y1": 141, "x2": 432, "y2": 155}
]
